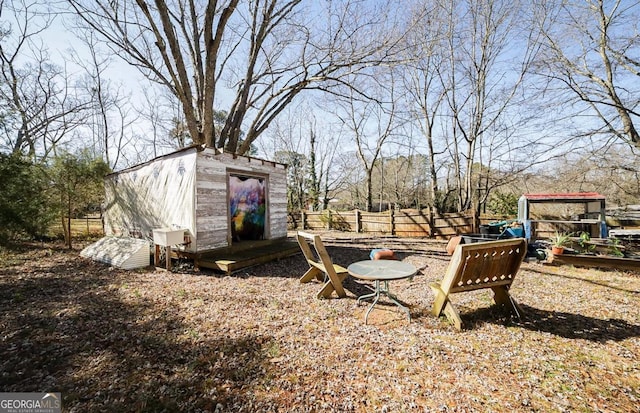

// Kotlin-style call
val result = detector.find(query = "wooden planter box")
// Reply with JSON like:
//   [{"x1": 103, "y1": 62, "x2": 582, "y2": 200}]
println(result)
[{"x1": 548, "y1": 253, "x2": 640, "y2": 272}]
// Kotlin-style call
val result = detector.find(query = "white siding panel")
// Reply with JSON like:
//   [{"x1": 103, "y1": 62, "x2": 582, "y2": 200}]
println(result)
[
  {"x1": 103, "y1": 149, "x2": 197, "y2": 253},
  {"x1": 81, "y1": 237, "x2": 151, "y2": 270}
]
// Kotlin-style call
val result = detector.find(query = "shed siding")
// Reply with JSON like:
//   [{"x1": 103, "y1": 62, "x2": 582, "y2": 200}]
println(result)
[
  {"x1": 194, "y1": 150, "x2": 288, "y2": 252},
  {"x1": 103, "y1": 147, "x2": 287, "y2": 255},
  {"x1": 268, "y1": 172, "x2": 288, "y2": 237},
  {"x1": 103, "y1": 148, "x2": 197, "y2": 249}
]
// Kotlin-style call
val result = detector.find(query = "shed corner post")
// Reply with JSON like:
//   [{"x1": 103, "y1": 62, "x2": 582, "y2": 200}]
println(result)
[{"x1": 600, "y1": 199, "x2": 608, "y2": 238}]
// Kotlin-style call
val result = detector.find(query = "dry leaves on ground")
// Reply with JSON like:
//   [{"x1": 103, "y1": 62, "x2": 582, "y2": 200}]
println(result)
[{"x1": 0, "y1": 233, "x2": 639, "y2": 412}]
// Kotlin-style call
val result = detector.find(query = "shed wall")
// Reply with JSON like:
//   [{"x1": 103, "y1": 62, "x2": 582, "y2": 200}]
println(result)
[
  {"x1": 195, "y1": 150, "x2": 288, "y2": 252},
  {"x1": 103, "y1": 149, "x2": 197, "y2": 248}
]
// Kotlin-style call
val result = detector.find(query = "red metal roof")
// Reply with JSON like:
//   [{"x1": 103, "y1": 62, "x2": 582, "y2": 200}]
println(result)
[{"x1": 522, "y1": 192, "x2": 606, "y2": 201}]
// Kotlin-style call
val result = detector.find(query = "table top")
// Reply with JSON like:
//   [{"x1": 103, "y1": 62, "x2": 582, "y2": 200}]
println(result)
[{"x1": 347, "y1": 260, "x2": 417, "y2": 281}]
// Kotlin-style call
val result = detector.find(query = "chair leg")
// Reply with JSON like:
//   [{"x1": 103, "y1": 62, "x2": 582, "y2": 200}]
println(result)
[
  {"x1": 491, "y1": 286, "x2": 523, "y2": 320},
  {"x1": 443, "y1": 301, "x2": 463, "y2": 331},
  {"x1": 317, "y1": 281, "x2": 334, "y2": 299},
  {"x1": 492, "y1": 286, "x2": 523, "y2": 319},
  {"x1": 300, "y1": 267, "x2": 322, "y2": 283},
  {"x1": 317, "y1": 272, "x2": 347, "y2": 299},
  {"x1": 430, "y1": 283, "x2": 462, "y2": 330},
  {"x1": 430, "y1": 283, "x2": 447, "y2": 316}
]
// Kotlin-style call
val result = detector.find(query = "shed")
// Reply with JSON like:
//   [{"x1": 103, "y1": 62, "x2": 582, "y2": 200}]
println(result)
[
  {"x1": 102, "y1": 145, "x2": 288, "y2": 255},
  {"x1": 517, "y1": 192, "x2": 607, "y2": 241}
]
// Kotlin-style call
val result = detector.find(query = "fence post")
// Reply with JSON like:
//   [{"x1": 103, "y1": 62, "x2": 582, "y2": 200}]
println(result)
[
  {"x1": 472, "y1": 209, "x2": 479, "y2": 233},
  {"x1": 355, "y1": 209, "x2": 361, "y2": 233},
  {"x1": 326, "y1": 210, "x2": 332, "y2": 230},
  {"x1": 429, "y1": 207, "x2": 436, "y2": 238},
  {"x1": 389, "y1": 206, "x2": 395, "y2": 235},
  {"x1": 424, "y1": 209, "x2": 430, "y2": 237},
  {"x1": 301, "y1": 211, "x2": 306, "y2": 230}
]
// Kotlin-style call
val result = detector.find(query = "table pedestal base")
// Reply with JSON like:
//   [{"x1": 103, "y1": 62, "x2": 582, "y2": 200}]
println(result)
[{"x1": 357, "y1": 280, "x2": 411, "y2": 324}]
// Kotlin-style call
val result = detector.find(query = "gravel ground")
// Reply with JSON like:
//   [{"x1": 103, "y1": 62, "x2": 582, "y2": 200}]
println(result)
[{"x1": 1, "y1": 232, "x2": 639, "y2": 412}]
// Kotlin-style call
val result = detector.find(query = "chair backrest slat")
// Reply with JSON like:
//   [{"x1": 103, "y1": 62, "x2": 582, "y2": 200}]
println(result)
[
  {"x1": 445, "y1": 239, "x2": 527, "y2": 294},
  {"x1": 297, "y1": 231, "x2": 338, "y2": 275},
  {"x1": 296, "y1": 231, "x2": 348, "y2": 299},
  {"x1": 297, "y1": 231, "x2": 319, "y2": 264}
]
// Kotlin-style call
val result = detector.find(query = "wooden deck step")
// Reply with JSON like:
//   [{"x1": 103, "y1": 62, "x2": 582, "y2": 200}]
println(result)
[{"x1": 197, "y1": 239, "x2": 300, "y2": 275}]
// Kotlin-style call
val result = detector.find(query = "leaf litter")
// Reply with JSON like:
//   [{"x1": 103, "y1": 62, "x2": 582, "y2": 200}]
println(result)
[{"x1": 0, "y1": 235, "x2": 639, "y2": 412}]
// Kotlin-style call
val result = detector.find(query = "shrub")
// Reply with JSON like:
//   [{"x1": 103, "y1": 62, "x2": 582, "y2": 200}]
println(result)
[{"x1": 0, "y1": 154, "x2": 55, "y2": 243}]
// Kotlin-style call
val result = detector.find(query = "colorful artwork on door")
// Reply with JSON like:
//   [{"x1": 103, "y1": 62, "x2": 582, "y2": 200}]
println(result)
[{"x1": 229, "y1": 174, "x2": 266, "y2": 241}]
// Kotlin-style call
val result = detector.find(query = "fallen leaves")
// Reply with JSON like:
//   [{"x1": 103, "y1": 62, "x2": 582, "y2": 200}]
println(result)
[{"x1": 0, "y1": 236, "x2": 639, "y2": 412}]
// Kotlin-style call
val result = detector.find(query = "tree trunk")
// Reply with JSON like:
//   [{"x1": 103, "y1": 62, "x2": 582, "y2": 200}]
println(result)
[
  {"x1": 365, "y1": 168, "x2": 373, "y2": 212},
  {"x1": 66, "y1": 196, "x2": 73, "y2": 249}
]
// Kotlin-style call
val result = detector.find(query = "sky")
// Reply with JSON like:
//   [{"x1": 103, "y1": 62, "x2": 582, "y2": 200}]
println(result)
[{"x1": 4, "y1": 0, "x2": 638, "y2": 177}]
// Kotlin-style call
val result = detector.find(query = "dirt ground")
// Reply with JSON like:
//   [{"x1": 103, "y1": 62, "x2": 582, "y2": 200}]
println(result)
[{"x1": 1, "y1": 233, "x2": 639, "y2": 412}]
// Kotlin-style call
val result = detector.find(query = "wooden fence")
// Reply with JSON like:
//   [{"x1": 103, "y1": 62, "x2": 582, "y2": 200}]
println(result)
[
  {"x1": 49, "y1": 216, "x2": 104, "y2": 238},
  {"x1": 288, "y1": 209, "x2": 507, "y2": 239},
  {"x1": 54, "y1": 212, "x2": 505, "y2": 240}
]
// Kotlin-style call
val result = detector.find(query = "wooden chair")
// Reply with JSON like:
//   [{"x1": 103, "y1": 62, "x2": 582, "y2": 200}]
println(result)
[
  {"x1": 296, "y1": 231, "x2": 349, "y2": 299},
  {"x1": 431, "y1": 238, "x2": 527, "y2": 330}
]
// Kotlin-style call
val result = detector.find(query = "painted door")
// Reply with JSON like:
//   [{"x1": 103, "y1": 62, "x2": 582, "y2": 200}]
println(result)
[{"x1": 229, "y1": 174, "x2": 266, "y2": 241}]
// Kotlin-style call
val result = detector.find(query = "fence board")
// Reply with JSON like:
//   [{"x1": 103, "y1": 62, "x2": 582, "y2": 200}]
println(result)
[
  {"x1": 290, "y1": 209, "x2": 494, "y2": 239},
  {"x1": 360, "y1": 214, "x2": 391, "y2": 223},
  {"x1": 303, "y1": 211, "x2": 326, "y2": 230},
  {"x1": 330, "y1": 210, "x2": 356, "y2": 231},
  {"x1": 50, "y1": 217, "x2": 104, "y2": 238},
  {"x1": 393, "y1": 209, "x2": 431, "y2": 237}
]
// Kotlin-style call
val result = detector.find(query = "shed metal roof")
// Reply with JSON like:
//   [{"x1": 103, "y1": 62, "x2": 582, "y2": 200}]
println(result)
[
  {"x1": 521, "y1": 192, "x2": 606, "y2": 202},
  {"x1": 106, "y1": 145, "x2": 287, "y2": 177}
]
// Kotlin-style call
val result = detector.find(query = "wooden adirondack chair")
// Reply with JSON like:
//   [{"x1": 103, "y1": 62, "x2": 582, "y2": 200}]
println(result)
[
  {"x1": 297, "y1": 231, "x2": 349, "y2": 299},
  {"x1": 431, "y1": 238, "x2": 527, "y2": 330}
]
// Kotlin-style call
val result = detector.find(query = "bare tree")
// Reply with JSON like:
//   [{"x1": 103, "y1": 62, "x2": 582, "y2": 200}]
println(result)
[
  {"x1": 308, "y1": 116, "x2": 347, "y2": 210},
  {"x1": 138, "y1": 87, "x2": 169, "y2": 159},
  {"x1": 70, "y1": 31, "x2": 139, "y2": 170},
  {"x1": 400, "y1": 1, "x2": 448, "y2": 213},
  {"x1": 268, "y1": 107, "x2": 310, "y2": 212},
  {"x1": 435, "y1": 0, "x2": 540, "y2": 213},
  {"x1": 265, "y1": 104, "x2": 345, "y2": 212},
  {"x1": 534, "y1": 0, "x2": 640, "y2": 150},
  {"x1": 334, "y1": 68, "x2": 400, "y2": 212},
  {"x1": 66, "y1": 0, "x2": 405, "y2": 155},
  {"x1": 370, "y1": 153, "x2": 430, "y2": 209},
  {"x1": 0, "y1": 0, "x2": 92, "y2": 161}
]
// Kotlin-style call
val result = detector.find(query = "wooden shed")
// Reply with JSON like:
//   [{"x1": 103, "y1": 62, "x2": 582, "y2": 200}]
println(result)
[
  {"x1": 102, "y1": 145, "x2": 288, "y2": 256},
  {"x1": 517, "y1": 192, "x2": 607, "y2": 241}
]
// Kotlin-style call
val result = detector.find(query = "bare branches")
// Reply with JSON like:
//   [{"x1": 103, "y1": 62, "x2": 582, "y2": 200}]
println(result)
[
  {"x1": 65, "y1": 0, "x2": 407, "y2": 155},
  {"x1": 534, "y1": 0, "x2": 640, "y2": 149},
  {"x1": 0, "y1": 1, "x2": 93, "y2": 161}
]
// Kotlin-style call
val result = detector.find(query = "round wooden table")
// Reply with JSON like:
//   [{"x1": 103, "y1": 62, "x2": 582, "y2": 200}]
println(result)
[{"x1": 347, "y1": 260, "x2": 417, "y2": 324}]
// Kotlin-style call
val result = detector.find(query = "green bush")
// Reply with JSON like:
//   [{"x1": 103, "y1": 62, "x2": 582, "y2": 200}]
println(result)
[
  {"x1": 48, "y1": 151, "x2": 110, "y2": 248},
  {"x1": 487, "y1": 192, "x2": 519, "y2": 216},
  {"x1": 0, "y1": 154, "x2": 56, "y2": 243}
]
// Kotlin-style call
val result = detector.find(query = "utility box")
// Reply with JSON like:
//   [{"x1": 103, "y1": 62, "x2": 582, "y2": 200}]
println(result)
[{"x1": 153, "y1": 228, "x2": 185, "y2": 246}]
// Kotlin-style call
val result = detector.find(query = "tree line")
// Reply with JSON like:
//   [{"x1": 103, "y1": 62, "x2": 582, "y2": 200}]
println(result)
[{"x1": 0, "y1": 151, "x2": 108, "y2": 247}]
